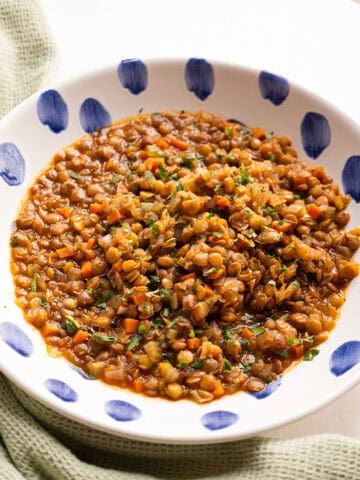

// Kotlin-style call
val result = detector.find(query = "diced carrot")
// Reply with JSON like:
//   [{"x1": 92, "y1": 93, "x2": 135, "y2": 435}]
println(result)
[
  {"x1": 81, "y1": 261, "x2": 93, "y2": 277},
  {"x1": 56, "y1": 246, "x2": 75, "y2": 259},
  {"x1": 272, "y1": 221, "x2": 292, "y2": 232},
  {"x1": 133, "y1": 286, "x2": 148, "y2": 292},
  {"x1": 90, "y1": 203, "x2": 102, "y2": 214},
  {"x1": 252, "y1": 127, "x2": 266, "y2": 140},
  {"x1": 307, "y1": 203, "x2": 322, "y2": 220},
  {"x1": 153, "y1": 137, "x2": 169, "y2": 149},
  {"x1": 123, "y1": 317, "x2": 139, "y2": 333},
  {"x1": 112, "y1": 259, "x2": 123, "y2": 271},
  {"x1": 241, "y1": 327, "x2": 253, "y2": 339},
  {"x1": 165, "y1": 136, "x2": 189, "y2": 151},
  {"x1": 204, "y1": 284, "x2": 213, "y2": 297},
  {"x1": 290, "y1": 343, "x2": 305, "y2": 358},
  {"x1": 86, "y1": 238, "x2": 96, "y2": 250},
  {"x1": 133, "y1": 378, "x2": 145, "y2": 393},
  {"x1": 187, "y1": 337, "x2": 201, "y2": 350},
  {"x1": 72, "y1": 330, "x2": 89, "y2": 345},
  {"x1": 214, "y1": 195, "x2": 230, "y2": 208},
  {"x1": 42, "y1": 322, "x2": 60, "y2": 337},
  {"x1": 145, "y1": 157, "x2": 165, "y2": 172},
  {"x1": 208, "y1": 267, "x2": 224, "y2": 280},
  {"x1": 312, "y1": 166, "x2": 326, "y2": 181},
  {"x1": 180, "y1": 272, "x2": 197, "y2": 281},
  {"x1": 212, "y1": 379, "x2": 225, "y2": 398},
  {"x1": 139, "y1": 150, "x2": 148, "y2": 159},
  {"x1": 57, "y1": 206, "x2": 71, "y2": 218},
  {"x1": 131, "y1": 292, "x2": 147, "y2": 305},
  {"x1": 107, "y1": 207, "x2": 122, "y2": 225}
]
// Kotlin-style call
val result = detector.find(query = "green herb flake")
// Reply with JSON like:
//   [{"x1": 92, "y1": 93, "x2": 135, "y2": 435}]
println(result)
[
  {"x1": 194, "y1": 329, "x2": 204, "y2": 336},
  {"x1": 276, "y1": 349, "x2": 289, "y2": 358},
  {"x1": 148, "y1": 275, "x2": 160, "y2": 290},
  {"x1": 158, "y1": 163, "x2": 167, "y2": 178},
  {"x1": 138, "y1": 324, "x2": 148, "y2": 335},
  {"x1": 303, "y1": 348, "x2": 320, "y2": 361},
  {"x1": 30, "y1": 273, "x2": 38, "y2": 292},
  {"x1": 238, "y1": 165, "x2": 251, "y2": 185},
  {"x1": 251, "y1": 326, "x2": 265, "y2": 336},
  {"x1": 240, "y1": 128, "x2": 251, "y2": 135},
  {"x1": 191, "y1": 358, "x2": 205, "y2": 369},
  {"x1": 69, "y1": 171, "x2": 80, "y2": 179},
  {"x1": 143, "y1": 304, "x2": 152, "y2": 314},
  {"x1": 224, "y1": 126, "x2": 232, "y2": 137},
  {"x1": 10, "y1": 236, "x2": 18, "y2": 247},
  {"x1": 224, "y1": 358, "x2": 232, "y2": 372},
  {"x1": 167, "y1": 192, "x2": 176, "y2": 200},
  {"x1": 294, "y1": 194, "x2": 301, "y2": 199},
  {"x1": 88, "y1": 287, "x2": 94, "y2": 295},
  {"x1": 266, "y1": 131, "x2": 274, "y2": 139},
  {"x1": 111, "y1": 175, "x2": 121, "y2": 184},
  {"x1": 152, "y1": 317, "x2": 164, "y2": 328},
  {"x1": 127, "y1": 335, "x2": 140, "y2": 351},
  {"x1": 95, "y1": 302, "x2": 107, "y2": 309},
  {"x1": 176, "y1": 183, "x2": 185, "y2": 192},
  {"x1": 214, "y1": 182, "x2": 224, "y2": 193},
  {"x1": 145, "y1": 219, "x2": 156, "y2": 227},
  {"x1": 239, "y1": 338, "x2": 249, "y2": 346},
  {"x1": 40, "y1": 298, "x2": 48, "y2": 308},
  {"x1": 167, "y1": 317, "x2": 180, "y2": 329},
  {"x1": 145, "y1": 171, "x2": 154, "y2": 180},
  {"x1": 63, "y1": 316, "x2": 80, "y2": 336},
  {"x1": 169, "y1": 172, "x2": 179, "y2": 181},
  {"x1": 181, "y1": 157, "x2": 194, "y2": 169},
  {"x1": 160, "y1": 288, "x2": 170, "y2": 300},
  {"x1": 269, "y1": 154, "x2": 276, "y2": 163},
  {"x1": 151, "y1": 223, "x2": 160, "y2": 236},
  {"x1": 213, "y1": 231, "x2": 224, "y2": 237},
  {"x1": 286, "y1": 337, "x2": 298, "y2": 346},
  {"x1": 188, "y1": 328, "x2": 195, "y2": 338},
  {"x1": 177, "y1": 362, "x2": 189, "y2": 368},
  {"x1": 92, "y1": 334, "x2": 117, "y2": 343}
]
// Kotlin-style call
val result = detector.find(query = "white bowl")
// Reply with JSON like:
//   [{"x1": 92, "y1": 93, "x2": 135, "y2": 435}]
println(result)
[{"x1": 0, "y1": 59, "x2": 359, "y2": 444}]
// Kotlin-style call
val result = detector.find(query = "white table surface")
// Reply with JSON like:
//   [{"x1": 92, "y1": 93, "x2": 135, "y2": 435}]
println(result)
[{"x1": 40, "y1": 0, "x2": 360, "y2": 440}]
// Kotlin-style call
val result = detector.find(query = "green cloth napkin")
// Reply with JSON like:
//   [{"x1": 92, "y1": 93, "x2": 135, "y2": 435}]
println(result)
[{"x1": 1, "y1": 1, "x2": 360, "y2": 479}]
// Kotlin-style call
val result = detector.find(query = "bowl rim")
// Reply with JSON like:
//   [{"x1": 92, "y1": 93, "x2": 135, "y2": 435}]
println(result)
[{"x1": 0, "y1": 57, "x2": 359, "y2": 444}]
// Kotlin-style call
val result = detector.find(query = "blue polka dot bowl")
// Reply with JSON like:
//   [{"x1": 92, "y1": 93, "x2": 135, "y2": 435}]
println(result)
[{"x1": 0, "y1": 59, "x2": 359, "y2": 444}]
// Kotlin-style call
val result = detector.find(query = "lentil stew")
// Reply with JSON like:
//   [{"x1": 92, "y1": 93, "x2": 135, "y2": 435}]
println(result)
[{"x1": 11, "y1": 111, "x2": 360, "y2": 402}]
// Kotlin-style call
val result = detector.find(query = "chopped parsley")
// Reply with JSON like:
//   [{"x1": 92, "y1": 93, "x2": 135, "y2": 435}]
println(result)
[
  {"x1": 214, "y1": 182, "x2": 224, "y2": 192},
  {"x1": 138, "y1": 324, "x2": 148, "y2": 335},
  {"x1": 240, "y1": 128, "x2": 251, "y2": 135},
  {"x1": 191, "y1": 358, "x2": 205, "y2": 369},
  {"x1": 63, "y1": 316, "x2": 80, "y2": 336},
  {"x1": 181, "y1": 157, "x2": 195, "y2": 169},
  {"x1": 151, "y1": 223, "x2": 159, "y2": 236},
  {"x1": 158, "y1": 163, "x2": 167, "y2": 178},
  {"x1": 167, "y1": 192, "x2": 176, "y2": 200},
  {"x1": 152, "y1": 317, "x2": 164, "y2": 328},
  {"x1": 10, "y1": 236, "x2": 18, "y2": 247},
  {"x1": 303, "y1": 349, "x2": 320, "y2": 361},
  {"x1": 294, "y1": 194, "x2": 301, "y2": 200},
  {"x1": 237, "y1": 165, "x2": 251, "y2": 185},
  {"x1": 176, "y1": 183, "x2": 184, "y2": 191},
  {"x1": 148, "y1": 275, "x2": 160, "y2": 290},
  {"x1": 177, "y1": 362, "x2": 189, "y2": 368},
  {"x1": 269, "y1": 154, "x2": 276, "y2": 163},
  {"x1": 266, "y1": 131, "x2": 274, "y2": 138},
  {"x1": 143, "y1": 304, "x2": 152, "y2": 314},
  {"x1": 167, "y1": 317, "x2": 180, "y2": 328},
  {"x1": 127, "y1": 335, "x2": 140, "y2": 351},
  {"x1": 160, "y1": 288, "x2": 170, "y2": 300},
  {"x1": 169, "y1": 172, "x2": 179, "y2": 181},
  {"x1": 276, "y1": 349, "x2": 289, "y2": 358},
  {"x1": 111, "y1": 175, "x2": 121, "y2": 184},
  {"x1": 92, "y1": 334, "x2": 117, "y2": 343},
  {"x1": 30, "y1": 273, "x2": 38, "y2": 292},
  {"x1": 239, "y1": 338, "x2": 249, "y2": 346},
  {"x1": 188, "y1": 328, "x2": 195, "y2": 338},
  {"x1": 40, "y1": 298, "x2": 48, "y2": 308},
  {"x1": 251, "y1": 326, "x2": 265, "y2": 336},
  {"x1": 69, "y1": 171, "x2": 80, "y2": 179},
  {"x1": 145, "y1": 219, "x2": 156, "y2": 227},
  {"x1": 224, "y1": 358, "x2": 232, "y2": 372}
]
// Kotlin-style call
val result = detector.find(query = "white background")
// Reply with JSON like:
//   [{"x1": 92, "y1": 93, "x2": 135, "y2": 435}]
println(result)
[{"x1": 40, "y1": 0, "x2": 360, "y2": 439}]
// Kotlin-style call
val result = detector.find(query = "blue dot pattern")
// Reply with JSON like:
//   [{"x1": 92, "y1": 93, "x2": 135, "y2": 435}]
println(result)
[
  {"x1": 258, "y1": 71, "x2": 290, "y2": 106},
  {"x1": 0, "y1": 322, "x2": 33, "y2": 357},
  {"x1": 71, "y1": 365, "x2": 95, "y2": 380},
  {"x1": 201, "y1": 410, "x2": 239, "y2": 431},
  {"x1": 37, "y1": 90, "x2": 68, "y2": 133},
  {"x1": 330, "y1": 341, "x2": 360, "y2": 376},
  {"x1": 105, "y1": 400, "x2": 141, "y2": 422},
  {"x1": 117, "y1": 59, "x2": 148, "y2": 95},
  {"x1": 79, "y1": 98, "x2": 111, "y2": 133},
  {"x1": 227, "y1": 118, "x2": 247, "y2": 127},
  {"x1": 342, "y1": 155, "x2": 360, "y2": 202},
  {"x1": 44, "y1": 379, "x2": 78, "y2": 402},
  {"x1": 185, "y1": 58, "x2": 215, "y2": 101},
  {"x1": 250, "y1": 378, "x2": 281, "y2": 399},
  {"x1": 0, "y1": 143, "x2": 25, "y2": 186},
  {"x1": 301, "y1": 112, "x2": 331, "y2": 159}
]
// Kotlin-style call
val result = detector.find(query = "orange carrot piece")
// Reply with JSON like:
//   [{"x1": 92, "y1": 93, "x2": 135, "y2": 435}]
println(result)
[
  {"x1": 123, "y1": 317, "x2": 139, "y2": 333},
  {"x1": 42, "y1": 322, "x2": 60, "y2": 337},
  {"x1": 208, "y1": 268, "x2": 224, "y2": 280},
  {"x1": 307, "y1": 203, "x2": 322, "y2": 219},
  {"x1": 145, "y1": 157, "x2": 165, "y2": 172},
  {"x1": 131, "y1": 292, "x2": 147, "y2": 305},
  {"x1": 112, "y1": 259, "x2": 123, "y2": 271},
  {"x1": 133, "y1": 378, "x2": 145, "y2": 393},
  {"x1": 312, "y1": 166, "x2": 326, "y2": 181},
  {"x1": 180, "y1": 272, "x2": 197, "y2": 281},
  {"x1": 252, "y1": 127, "x2": 266, "y2": 140},
  {"x1": 90, "y1": 203, "x2": 102, "y2": 214},
  {"x1": 187, "y1": 337, "x2": 201, "y2": 350},
  {"x1": 272, "y1": 221, "x2": 292, "y2": 232},
  {"x1": 204, "y1": 284, "x2": 213, "y2": 297},
  {"x1": 166, "y1": 136, "x2": 189, "y2": 151},
  {"x1": 56, "y1": 246, "x2": 75, "y2": 259},
  {"x1": 72, "y1": 330, "x2": 89, "y2": 345},
  {"x1": 214, "y1": 195, "x2": 231, "y2": 209},
  {"x1": 241, "y1": 327, "x2": 253, "y2": 339},
  {"x1": 153, "y1": 137, "x2": 169, "y2": 149},
  {"x1": 133, "y1": 286, "x2": 148, "y2": 292},
  {"x1": 107, "y1": 207, "x2": 122, "y2": 225},
  {"x1": 139, "y1": 150, "x2": 148, "y2": 159},
  {"x1": 86, "y1": 238, "x2": 96, "y2": 250},
  {"x1": 212, "y1": 379, "x2": 225, "y2": 398},
  {"x1": 290, "y1": 343, "x2": 305, "y2": 358},
  {"x1": 57, "y1": 206, "x2": 72, "y2": 218},
  {"x1": 81, "y1": 261, "x2": 93, "y2": 277}
]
